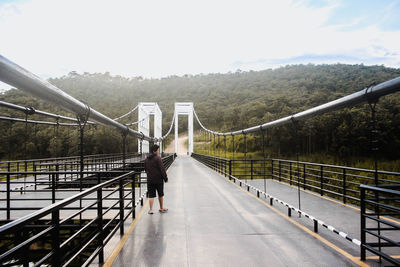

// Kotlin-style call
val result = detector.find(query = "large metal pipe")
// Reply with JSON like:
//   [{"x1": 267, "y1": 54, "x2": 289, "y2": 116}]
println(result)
[
  {"x1": 194, "y1": 76, "x2": 400, "y2": 136},
  {"x1": 0, "y1": 54, "x2": 156, "y2": 142}
]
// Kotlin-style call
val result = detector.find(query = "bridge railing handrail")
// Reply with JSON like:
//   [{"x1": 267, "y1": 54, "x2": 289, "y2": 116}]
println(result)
[
  {"x1": 0, "y1": 171, "x2": 135, "y2": 233},
  {"x1": 0, "y1": 154, "x2": 175, "y2": 266},
  {"x1": 191, "y1": 153, "x2": 400, "y2": 203},
  {"x1": 0, "y1": 152, "x2": 137, "y2": 165},
  {"x1": 360, "y1": 184, "x2": 400, "y2": 265},
  {"x1": 192, "y1": 153, "x2": 400, "y2": 177}
]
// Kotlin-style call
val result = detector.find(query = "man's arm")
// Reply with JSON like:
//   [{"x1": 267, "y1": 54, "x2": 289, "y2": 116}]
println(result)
[{"x1": 157, "y1": 157, "x2": 168, "y2": 182}]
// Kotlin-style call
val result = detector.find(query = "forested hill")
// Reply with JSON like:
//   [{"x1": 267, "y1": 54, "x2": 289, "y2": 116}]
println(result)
[
  {"x1": 52, "y1": 64, "x2": 400, "y2": 131},
  {"x1": 1, "y1": 64, "x2": 400, "y2": 161}
]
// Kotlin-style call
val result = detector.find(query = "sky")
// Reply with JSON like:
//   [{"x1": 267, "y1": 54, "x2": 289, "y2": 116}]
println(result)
[{"x1": 1, "y1": 0, "x2": 400, "y2": 91}]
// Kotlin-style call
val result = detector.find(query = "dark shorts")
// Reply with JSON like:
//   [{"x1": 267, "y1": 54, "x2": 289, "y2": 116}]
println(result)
[{"x1": 147, "y1": 182, "x2": 164, "y2": 198}]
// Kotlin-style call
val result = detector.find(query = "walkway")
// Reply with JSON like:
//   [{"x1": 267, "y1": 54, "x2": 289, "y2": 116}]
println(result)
[
  {"x1": 107, "y1": 156, "x2": 364, "y2": 266},
  {"x1": 164, "y1": 135, "x2": 188, "y2": 155}
]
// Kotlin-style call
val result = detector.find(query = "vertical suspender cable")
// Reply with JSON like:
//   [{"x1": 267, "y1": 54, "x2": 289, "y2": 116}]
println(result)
[
  {"x1": 367, "y1": 85, "x2": 381, "y2": 262},
  {"x1": 232, "y1": 135, "x2": 235, "y2": 160},
  {"x1": 232, "y1": 135, "x2": 235, "y2": 177},
  {"x1": 224, "y1": 136, "x2": 227, "y2": 159},
  {"x1": 8, "y1": 121, "x2": 12, "y2": 160},
  {"x1": 213, "y1": 134, "x2": 216, "y2": 170},
  {"x1": 261, "y1": 127, "x2": 266, "y2": 195},
  {"x1": 208, "y1": 132, "x2": 211, "y2": 156},
  {"x1": 244, "y1": 132, "x2": 247, "y2": 182},
  {"x1": 24, "y1": 113, "x2": 28, "y2": 193},
  {"x1": 292, "y1": 119, "x2": 301, "y2": 217}
]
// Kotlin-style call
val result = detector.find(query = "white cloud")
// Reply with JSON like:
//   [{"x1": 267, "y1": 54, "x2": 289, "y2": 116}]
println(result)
[{"x1": 0, "y1": 0, "x2": 399, "y2": 81}]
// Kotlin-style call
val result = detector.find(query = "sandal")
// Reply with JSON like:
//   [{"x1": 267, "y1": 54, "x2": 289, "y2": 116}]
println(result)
[
  {"x1": 148, "y1": 210, "x2": 154, "y2": 215},
  {"x1": 159, "y1": 208, "x2": 168, "y2": 213}
]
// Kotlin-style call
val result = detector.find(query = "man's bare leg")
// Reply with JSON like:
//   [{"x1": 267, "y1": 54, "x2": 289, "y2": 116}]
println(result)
[
  {"x1": 158, "y1": 196, "x2": 164, "y2": 210},
  {"x1": 149, "y1": 198, "x2": 155, "y2": 213}
]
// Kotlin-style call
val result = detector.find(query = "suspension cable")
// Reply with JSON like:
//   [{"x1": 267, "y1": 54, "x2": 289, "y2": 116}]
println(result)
[
  {"x1": 192, "y1": 75, "x2": 400, "y2": 137},
  {"x1": 292, "y1": 118, "x2": 301, "y2": 217},
  {"x1": 161, "y1": 111, "x2": 176, "y2": 140},
  {"x1": 0, "y1": 100, "x2": 95, "y2": 124},
  {"x1": 113, "y1": 105, "x2": 138, "y2": 121},
  {"x1": 0, "y1": 116, "x2": 80, "y2": 126},
  {"x1": 261, "y1": 127, "x2": 267, "y2": 195}
]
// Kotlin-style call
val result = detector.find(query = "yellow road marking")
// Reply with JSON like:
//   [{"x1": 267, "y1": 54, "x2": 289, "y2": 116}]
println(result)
[
  {"x1": 202, "y1": 164, "x2": 369, "y2": 266},
  {"x1": 103, "y1": 200, "x2": 149, "y2": 267}
]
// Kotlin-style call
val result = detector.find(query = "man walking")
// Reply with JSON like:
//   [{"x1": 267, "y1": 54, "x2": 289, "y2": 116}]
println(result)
[{"x1": 144, "y1": 144, "x2": 169, "y2": 214}]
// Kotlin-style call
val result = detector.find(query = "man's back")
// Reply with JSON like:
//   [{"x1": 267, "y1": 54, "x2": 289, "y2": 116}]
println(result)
[{"x1": 144, "y1": 153, "x2": 168, "y2": 184}]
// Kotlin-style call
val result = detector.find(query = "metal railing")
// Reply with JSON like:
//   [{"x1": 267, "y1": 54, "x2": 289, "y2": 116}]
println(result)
[
  {"x1": 0, "y1": 155, "x2": 174, "y2": 220},
  {"x1": 191, "y1": 153, "x2": 400, "y2": 205},
  {"x1": 0, "y1": 153, "x2": 139, "y2": 180},
  {"x1": 0, "y1": 170, "x2": 139, "y2": 266},
  {"x1": 0, "y1": 154, "x2": 175, "y2": 266},
  {"x1": 360, "y1": 184, "x2": 400, "y2": 265}
]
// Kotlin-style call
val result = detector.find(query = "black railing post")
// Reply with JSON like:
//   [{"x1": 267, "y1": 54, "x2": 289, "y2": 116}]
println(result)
[
  {"x1": 6, "y1": 171, "x2": 10, "y2": 220},
  {"x1": 24, "y1": 161, "x2": 27, "y2": 193},
  {"x1": 52, "y1": 173, "x2": 56, "y2": 203},
  {"x1": 320, "y1": 166, "x2": 323, "y2": 196},
  {"x1": 303, "y1": 163, "x2": 306, "y2": 190},
  {"x1": 51, "y1": 210, "x2": 60, "y2": 267},
  {"x1": 343, "y1": 168, "x2": 347, "y2": 204},
  {"x1": 244, "y1": 133, "x2": 247, "y2": 181},
  {"x1": 271, "y1": 160, "x2": 274, "y2": 179},
  {"x1": 224, "y1": 159, "x2": 227, "y2": 177},
  {"x1": 251, "y1": 160, "x2": 253, "y2": 180},
  {"x1": 229, "y1": 160, "x2": 232, "y2": 180},
  {"x1": 34, "y1": 164, "x2": 37, "y2": 190},
  {"x1": 360, "y1": 187, "x2": 366, "y2": 261},
  {"x1": 119, "y1": 179, "x2": 124, "y2": 236},
  {"x1": 213, "y1": 134, "x2": 216, "y2": 171},
  {"x1": 79, "y1": 126, "x2": 84, "y2": 191},
  {"x1": 56, "y1": 164, "x2": 59, "y2": 188},
  {"x1": 122, "y1": 132, "x2": 127, "y2": 171},
  {"x1": 314, "y1": 220, "x2": 318, "y2": 233},
  {"x1": 132, "y1": 173, "x2": 136, "y2": 219},
  {"x1": 279, "y1": 161, "x2": 281, "y2": 181},
  {"x1": 289, "y1": 162, "x2": 292, "y2": 185},
  {"x1": 97, "y1": 173, "x2": 104, "y2": 264}
]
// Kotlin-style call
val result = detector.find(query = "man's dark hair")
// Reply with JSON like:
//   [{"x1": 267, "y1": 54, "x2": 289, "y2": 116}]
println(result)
[{"x1": 151, "y1": 144, "x2": 159, "y2": 153}]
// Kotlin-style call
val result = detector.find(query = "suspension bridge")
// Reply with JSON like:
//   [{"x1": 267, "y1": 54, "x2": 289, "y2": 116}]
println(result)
[{"x1": 1, "y1": 54, "x2": 400, "y2": 266}]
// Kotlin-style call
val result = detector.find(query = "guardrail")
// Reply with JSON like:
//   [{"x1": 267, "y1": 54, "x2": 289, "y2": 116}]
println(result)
[
  {"x1": 360, "y1": 184, "x2": 400, "y2": 265},
  {"x1": 0, "y1": 155, "x2": 174, "y2": 220},
  {"x1": 192, "y1": 153, "x2": 362, "y2": 247},
  {"x1": 0, "y1": 152, "x2": 139, "y2": 180},
  {"x1": 0, "y1": 154, "x2": 175, "y2": 266},
  {"x1": 191, "y1": 153, "x2": 400, "y2": 205}
]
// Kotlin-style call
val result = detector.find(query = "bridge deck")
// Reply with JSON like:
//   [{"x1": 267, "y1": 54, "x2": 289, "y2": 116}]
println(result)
[{"x1": 107, "y1": 156, "x2": 372, "y2": 266}]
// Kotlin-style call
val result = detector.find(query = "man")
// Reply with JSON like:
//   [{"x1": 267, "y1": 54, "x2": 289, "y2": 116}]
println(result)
[{"x1": 144, "y1": 144, "x2": 168, "y2": 214}]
